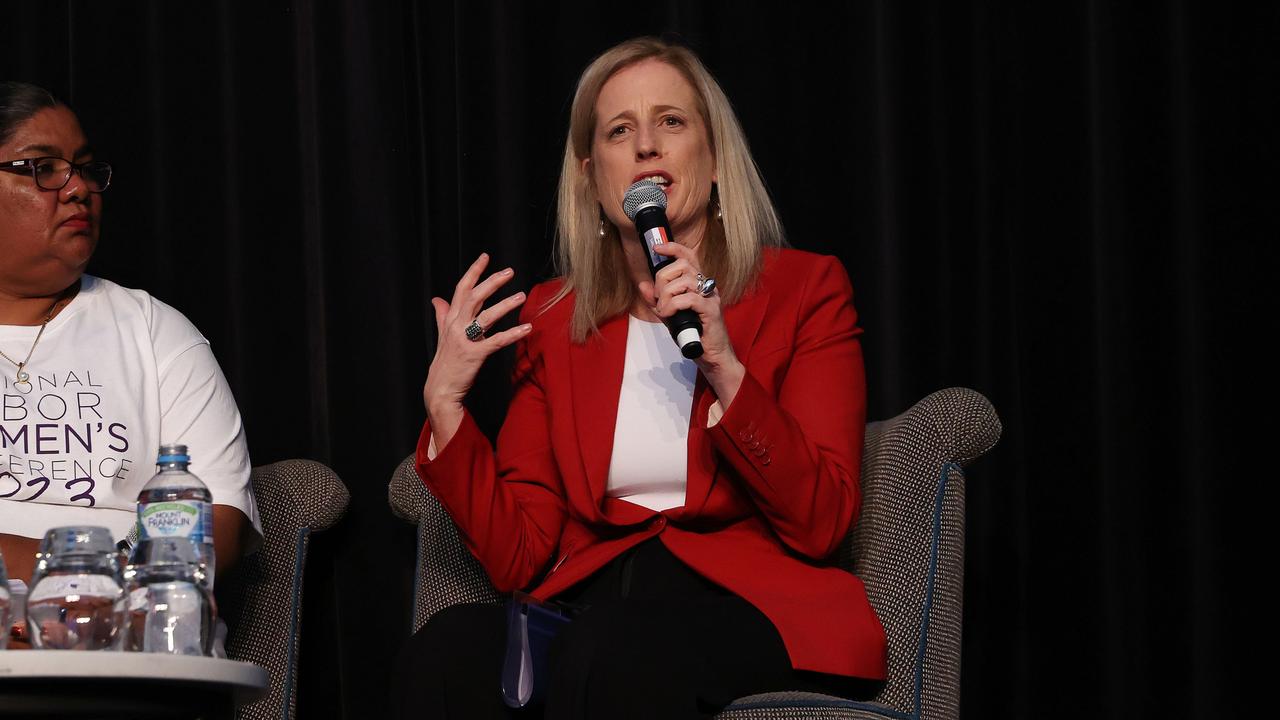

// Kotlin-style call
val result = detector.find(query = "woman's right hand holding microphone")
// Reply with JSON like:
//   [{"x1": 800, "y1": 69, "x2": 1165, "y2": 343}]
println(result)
[{"x1": 422, "y1": 253, "x2": 530, "y2": 451}]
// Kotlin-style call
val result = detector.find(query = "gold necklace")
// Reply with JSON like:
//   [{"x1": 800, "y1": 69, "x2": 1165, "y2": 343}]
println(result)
[{"x1": 0, "y1": 298, "x2": 66, "y2": 391}]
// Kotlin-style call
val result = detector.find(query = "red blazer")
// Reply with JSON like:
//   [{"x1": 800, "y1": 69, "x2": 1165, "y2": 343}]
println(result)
[{"x1": 417, "y1": 248, "x2": 887, "y2": 679}]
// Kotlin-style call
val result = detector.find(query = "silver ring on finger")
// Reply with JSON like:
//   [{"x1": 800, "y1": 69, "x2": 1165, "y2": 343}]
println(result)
[
  {"x1": 695, "y1": 274, "x2": 717, "y2": 298},
  {"x1": 465, "y1": 319, "x2": 486, "y2": 341}
]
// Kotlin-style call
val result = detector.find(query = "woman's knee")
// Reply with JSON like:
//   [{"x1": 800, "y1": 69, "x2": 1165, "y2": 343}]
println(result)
[
  {"x1": 545, "y1": 598, "x2": 797, "y2": 719},
  {"x1": 391, "y1": 603, "x2": 509, "y2": 719},
  {"x1": 547, "y1": 603, "x2": 702, "y2": 718},
  {"x1": 409, "y1": 603, "x2": 503, "y2": 658}
]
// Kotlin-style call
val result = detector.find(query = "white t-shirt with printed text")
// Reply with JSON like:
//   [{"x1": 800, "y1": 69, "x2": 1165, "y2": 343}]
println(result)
[{"x1": 0, "y1": 276, "x2": 261, "y2": 544}]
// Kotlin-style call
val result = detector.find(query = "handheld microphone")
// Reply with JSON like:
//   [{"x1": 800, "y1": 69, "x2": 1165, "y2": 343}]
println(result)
[{"x1": 622, "y1": 180, "x2": 704, "y2": 359}]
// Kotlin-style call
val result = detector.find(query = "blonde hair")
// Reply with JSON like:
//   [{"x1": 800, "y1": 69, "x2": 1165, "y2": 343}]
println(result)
[{"x1": 552, "y1": 37, "x2": 787, "y2": 342}]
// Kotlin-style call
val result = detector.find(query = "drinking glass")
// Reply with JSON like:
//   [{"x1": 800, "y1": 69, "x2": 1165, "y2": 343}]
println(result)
[{"x1": 25, "y1": 526, "x2": 126, "y2": 650}]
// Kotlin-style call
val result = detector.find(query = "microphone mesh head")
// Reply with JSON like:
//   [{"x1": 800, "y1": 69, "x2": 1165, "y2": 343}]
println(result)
[{"x1": 623, "y1": 180, "x2": 668, "y2": 221}]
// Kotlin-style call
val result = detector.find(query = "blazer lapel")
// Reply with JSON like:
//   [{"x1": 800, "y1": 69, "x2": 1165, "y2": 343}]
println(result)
[
  {"x1": 568, "y1": 312, "x2": 629, "y2": 516},
  {"x1": 680, "y1": 285, "x2": 771, "y2": 517}
]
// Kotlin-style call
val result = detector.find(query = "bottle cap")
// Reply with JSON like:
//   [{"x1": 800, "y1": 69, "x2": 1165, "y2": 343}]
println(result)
[{"x1": 157, "y1": 444, "x2": 190, "y2": 465}]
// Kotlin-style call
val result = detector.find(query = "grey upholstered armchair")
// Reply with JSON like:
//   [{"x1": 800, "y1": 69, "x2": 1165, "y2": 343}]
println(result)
[
  {"x1": 217, "y1": 459, "x2": 350, "y2": 720},
  {"x1": 388, "y1": 387, "x2": 1000, "y2": 720}
]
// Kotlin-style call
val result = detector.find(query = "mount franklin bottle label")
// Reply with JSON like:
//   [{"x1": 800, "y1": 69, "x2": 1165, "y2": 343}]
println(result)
[{"x1": 139, "y1": 500, "x2": 210, "y2": 543}]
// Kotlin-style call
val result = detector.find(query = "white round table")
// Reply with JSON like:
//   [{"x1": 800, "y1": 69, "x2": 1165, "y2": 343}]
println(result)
[{"x1": 0, "y1": 650, "x2": 268, "y2": 719}]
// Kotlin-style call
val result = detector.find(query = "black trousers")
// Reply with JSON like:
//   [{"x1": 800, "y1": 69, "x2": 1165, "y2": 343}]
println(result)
[{"x1": 390, "y1": 538, "x2": 877, "y2": 720}]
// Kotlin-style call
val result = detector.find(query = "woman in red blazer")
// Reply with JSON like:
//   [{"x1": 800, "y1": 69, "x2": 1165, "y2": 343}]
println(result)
[{"x1": 394, "y1": 38, "x2": 885, "y2": 719}]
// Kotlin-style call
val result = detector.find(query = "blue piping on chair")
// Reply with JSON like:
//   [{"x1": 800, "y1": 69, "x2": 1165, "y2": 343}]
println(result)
[
  {"x1": 906, "y1": 461, "x2": 958, "y2": 719},
  {"x1": 410, "y1": 526, "x2": 424, "y2": 631},
  {"x1": 726, "y1": 461, "x2": 960, "y2": 720},
  {"x1": 280, "y1": 527, "x2": 311, "y2": 720}
]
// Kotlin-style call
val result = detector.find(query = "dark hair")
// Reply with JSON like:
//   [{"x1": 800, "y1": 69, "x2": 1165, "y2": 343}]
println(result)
[{"x1": 0, "y1": 81, "x2": 63, "y2": 146}]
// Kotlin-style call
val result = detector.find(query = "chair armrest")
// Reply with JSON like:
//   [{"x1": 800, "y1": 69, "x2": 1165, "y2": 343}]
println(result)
[
  {"x1": 389, "y1": 453, "x2": 428, "y2": 523},
  {"x1": 390, "y1": 455, "x2": 502, "y2": 634},
  {"x1": 841, "y1": 387, "x2": 1000, "y2": 720},
  {"x1": 908, "y1": 386, "x2": 1002, "y2": 468},
  {"x1": 220, "y1": 460, "x2": 350, "y2": 720},
  {"x1": 251, "y1": 459, "x2": 350, "y2": 533}
]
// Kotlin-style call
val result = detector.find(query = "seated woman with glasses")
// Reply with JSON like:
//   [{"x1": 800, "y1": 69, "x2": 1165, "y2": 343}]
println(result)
[{"x1": 0, "y1": 81, "x2": 261, "y2": 645}]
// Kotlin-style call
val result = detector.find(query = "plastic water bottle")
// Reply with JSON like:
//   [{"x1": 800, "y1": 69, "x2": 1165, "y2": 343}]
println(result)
[
  {"x1": 134, "y1": 444, "x2": 215, "y2": 588},
  {"x1": 124, "y1": 537, "x2": 213, "y2": 655},
  {"x1": 126, "y1": 444, "x2": 216, "y2": 655}
]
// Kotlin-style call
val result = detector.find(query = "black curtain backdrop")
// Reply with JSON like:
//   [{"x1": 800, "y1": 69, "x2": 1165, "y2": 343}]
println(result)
[{"x1": 3, "y1": 1, "x2": 1270, "y2": 717}]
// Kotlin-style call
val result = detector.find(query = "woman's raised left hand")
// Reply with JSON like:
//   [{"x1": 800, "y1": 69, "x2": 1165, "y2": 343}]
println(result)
[{"x1": 638, "y1": 242, "x2": 745, "y2": 406}]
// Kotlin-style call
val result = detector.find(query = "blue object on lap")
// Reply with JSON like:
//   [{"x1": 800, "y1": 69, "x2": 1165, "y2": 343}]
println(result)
[{"x1": 500, "y1": 591, "x2": 580, "y2": 708}]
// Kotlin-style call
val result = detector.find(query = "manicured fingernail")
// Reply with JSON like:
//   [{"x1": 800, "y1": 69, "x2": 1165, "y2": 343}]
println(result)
[
  {"x1": 521, "y1": 323, "x2": 533, "y2": 332},
  {"x1": 515, "y1": 292, "x2": 526, "y2": 301},
  {"x1": 503, "y1": 268, "x2": 514, "y2": 275}
]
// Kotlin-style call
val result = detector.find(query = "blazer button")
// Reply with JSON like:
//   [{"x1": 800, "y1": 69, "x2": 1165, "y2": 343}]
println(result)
[
  {"x1": 761, "y1": 455, "x2": 772, "y2": 466},
  {"x1": 652, "y1": 516, "x2": 667, "y2": 529}
]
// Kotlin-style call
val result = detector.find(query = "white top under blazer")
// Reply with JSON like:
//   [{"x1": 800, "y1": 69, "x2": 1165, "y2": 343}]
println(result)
[{"x1": 605, "y1": 315, "x2": 696, "y2": 512}]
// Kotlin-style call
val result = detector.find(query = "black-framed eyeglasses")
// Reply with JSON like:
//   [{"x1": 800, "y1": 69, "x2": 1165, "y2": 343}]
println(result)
[{"x1": 0, "y1": 156, "x2": 112, "y2": 192}]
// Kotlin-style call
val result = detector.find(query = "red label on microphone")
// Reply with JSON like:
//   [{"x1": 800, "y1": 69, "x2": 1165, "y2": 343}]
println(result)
[{"x1": 643, "y1": 226, "x2": 669, "y2": 267}]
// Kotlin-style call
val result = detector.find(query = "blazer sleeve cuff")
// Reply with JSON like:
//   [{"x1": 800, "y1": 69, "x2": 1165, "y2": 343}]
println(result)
[
  {"x1": 415, "y1": 411, "x2": 492, "y2": 488},
  {"x1": 708, "y1": 371, "x2": 781, "y2": 474}
]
